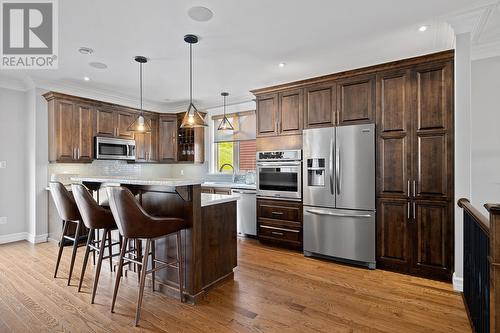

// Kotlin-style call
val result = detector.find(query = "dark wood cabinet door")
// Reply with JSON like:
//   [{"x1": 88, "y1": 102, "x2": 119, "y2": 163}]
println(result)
[
  {"x1": 135, "y1": 114, "x2": 158, "y2": 162},
  {"x1": 304, "y1": 83, "x2": 336, "y2": 128},
  {"x1": 412, "y1": 200, "x2": 453, "y2": 280},
  {"x1": 376, "y1": 69, "x2": 411, "y2": 198},
  {"x1": 54, "y1": 100, "x2": 76, "y2": 162},
  {"x1": 74, "y1": 104, "x2": 95, "y2": 162},
  {"x1": 95, "y1": 107, "x2": 115, "y2": 137},
  {"x1": 337, "y1": 74, "x2": 375, "y2": 126},
  {"x1": 256, "y1": 93, "x2": 278, "y2": 137},
  {"x1": 278, "y1": 89, "x2": 303, "y2": 135},
  {"x1": 412, "y1": 61, "x2": 453, "y2": 200},
  {"x1": 115, "y1": 110, "x2": 135, "y2": 139},
  {"x1": 158, "y1": 114, "x2": 177, "y2": 162},
  {"x1": 376, "y1": 198, "x2": 411, "y2": 272}
]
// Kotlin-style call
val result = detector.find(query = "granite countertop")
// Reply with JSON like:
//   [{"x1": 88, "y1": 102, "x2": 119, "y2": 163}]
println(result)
[
  {"x1": 71, "y1": 176, "x2": 203, "y2": 187},
  {"x1": 202, "y1": 182, "x2": 256, "y2": 190},
  {"x1": 201, "y1": 193, "x2": 240, "y2": 207}
]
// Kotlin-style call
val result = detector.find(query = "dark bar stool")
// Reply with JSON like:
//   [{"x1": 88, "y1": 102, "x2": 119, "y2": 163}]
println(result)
[
  {"x1": 71, "y1": 184, "x2": 122, "y2": 303},
  {"x1": 49, "y1": 181, "x2": 84, "y2": 286},
  {"x1": 106, "y1": 186, "x2": 187, "y2": 326}
]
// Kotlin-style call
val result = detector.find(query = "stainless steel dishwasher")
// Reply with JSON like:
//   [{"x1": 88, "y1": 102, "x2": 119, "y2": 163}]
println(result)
[{"x1": 231, "y1": 189, "x2": 257, "y2": 237}]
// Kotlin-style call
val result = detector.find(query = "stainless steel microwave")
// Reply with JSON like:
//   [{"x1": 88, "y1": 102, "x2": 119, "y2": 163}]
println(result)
[
  {"x1": 95, "y1": 137, "x2": 136, "y2": 160},
  {"x1": 256, "y1": 150, "x2": 302, "y2": 200}
]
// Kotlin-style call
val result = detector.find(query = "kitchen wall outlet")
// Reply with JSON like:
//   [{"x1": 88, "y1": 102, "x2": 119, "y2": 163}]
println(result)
[
  {"x1": 180, "y1": 169, "x2": 184, "y2": 176},
  {"x1": 0, "y1": 161, "x2": 6, "y2": 169},
  {"x1": 0, "y1": 217, "x2": 7, "y2": 225}
]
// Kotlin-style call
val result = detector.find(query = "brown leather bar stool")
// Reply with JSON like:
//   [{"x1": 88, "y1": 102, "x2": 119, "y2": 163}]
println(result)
[
  {"x1": 106, "y1": 186, "x2": 187, "y2": 326},
  {"x1": 71, "y1": 184, "x2": 123, "y2": 303},
  {"x1": 49, "y1": 182, "x2": 84, "y2": 286}
]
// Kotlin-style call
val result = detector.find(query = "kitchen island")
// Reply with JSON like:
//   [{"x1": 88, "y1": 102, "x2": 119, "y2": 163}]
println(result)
[{"x1": 71, "y1": 176, "x2": 239, "y2": 303}]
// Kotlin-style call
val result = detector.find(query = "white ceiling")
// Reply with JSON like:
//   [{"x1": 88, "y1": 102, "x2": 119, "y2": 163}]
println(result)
[{"x1": 1, "y1": 0, "x2": 500, "y2": 111}]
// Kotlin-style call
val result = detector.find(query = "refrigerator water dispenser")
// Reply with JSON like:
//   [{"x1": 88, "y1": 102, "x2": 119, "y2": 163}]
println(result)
[{"x1": 307, "y1": 158, "x2": 325, "y2": 186}]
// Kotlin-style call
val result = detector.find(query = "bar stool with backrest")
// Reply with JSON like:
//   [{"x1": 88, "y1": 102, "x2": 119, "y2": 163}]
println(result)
[
  {"x1": 71, "y1": 184, "x2": 123, "y2": 304},
  {"x1": 106, "y1": 186, "x2": 187, "y2": 326},
  {"x1": 49, "y1": 181, "x2": 85, "y2": 286}
]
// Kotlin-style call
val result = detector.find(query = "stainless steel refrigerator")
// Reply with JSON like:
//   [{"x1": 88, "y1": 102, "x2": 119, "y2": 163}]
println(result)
[{"x1": 302, "y1": 124, "x2": 376, "y2": 269}]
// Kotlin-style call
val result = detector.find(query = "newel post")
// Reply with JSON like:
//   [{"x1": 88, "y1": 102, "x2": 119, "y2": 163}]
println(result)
[{"x1": 485, "y1": 203, "x2": 500, "y2": 333}]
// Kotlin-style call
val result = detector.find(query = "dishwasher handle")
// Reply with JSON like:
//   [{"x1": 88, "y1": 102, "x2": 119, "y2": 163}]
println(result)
[{"x1": 231, "y1": 189, "x2": 257, "y2": 194}]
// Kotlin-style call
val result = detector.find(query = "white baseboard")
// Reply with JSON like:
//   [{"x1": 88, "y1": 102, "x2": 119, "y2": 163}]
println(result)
[
  {"x1": 27, "y1": 233, "x2": 48, "y2": 244},
  {"x1": 0, "y1": 232, "x2": 28, "y2": 245},
  {"x1": 453, "y1": 272, "x2": 464, "y2": 292},
  {"x1": 0, "y1": 232, "x2": 48, "y2": 245}
]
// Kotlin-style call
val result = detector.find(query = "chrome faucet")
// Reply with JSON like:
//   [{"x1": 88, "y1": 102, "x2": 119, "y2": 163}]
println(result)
[{"x1": 219, "y1": 163, "x2": 235, "y2": 182}]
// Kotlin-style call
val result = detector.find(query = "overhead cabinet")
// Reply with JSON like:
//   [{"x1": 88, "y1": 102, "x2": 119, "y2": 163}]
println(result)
[{"x1": 45, "y1": 92, "x2": 204, "y2": 164}]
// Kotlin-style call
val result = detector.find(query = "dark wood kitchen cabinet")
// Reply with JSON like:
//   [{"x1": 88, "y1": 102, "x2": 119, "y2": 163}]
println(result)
[
  {"x1": 337, "y1": 74, "x2": 375, "y2": 125},
  {"x1": 376, "y1": 60, "x2": 454, "y2": 281},
  {"x1": 257, "y1": 198, "x2": 303, "y2": 249},
  {"x1": 115, "y1": 109, "x2": 135, "y2": 139},
  {"x1": 158, "y1": 114, "x2": 178, "y2": 162},
  {"x1": 95, "y1": 106, "x2": 135, "y2": 139},
  {"x1": 304, "y1": 82, "x2": 336, "y2": 128},
  {"x1": 256, "y1": 90, "x2": 303, "y2": 137},
  {"x1": 46, "y1": 97, "x2": 95, "y2": 163},
  {"x1": 256, "y1": 93, "x2": 279, "y2": 137},
  {"x1": 135, "y1": 113, "x2": 158, "y2": 163}
]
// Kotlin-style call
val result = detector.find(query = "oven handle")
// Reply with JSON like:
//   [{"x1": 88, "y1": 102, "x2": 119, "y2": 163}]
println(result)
[{"x1": 257, "y1": 161, "x2": 301, "y2": 167}]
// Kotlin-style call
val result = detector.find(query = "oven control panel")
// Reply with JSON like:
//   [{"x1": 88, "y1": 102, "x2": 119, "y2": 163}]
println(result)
[{"x1": 257, "y1": 149, "x2": 302, "y2": 161}]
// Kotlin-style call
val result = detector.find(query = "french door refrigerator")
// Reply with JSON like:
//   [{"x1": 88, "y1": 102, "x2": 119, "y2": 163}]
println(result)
[{"x1": 303, "y1": 124, "x2": 376, "y2": 269}]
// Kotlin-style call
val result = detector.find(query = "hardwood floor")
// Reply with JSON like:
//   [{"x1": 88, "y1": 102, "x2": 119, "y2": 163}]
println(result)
[{"x1": 0, "y1": 238, "x2": 470, "y2": 332}]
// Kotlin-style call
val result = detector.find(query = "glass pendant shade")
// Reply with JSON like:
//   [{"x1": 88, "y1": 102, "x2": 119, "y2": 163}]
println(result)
[
  {"x1": 180, "y1": 34, "x2": 207, "y2": 128},
  {"x1": 128, "y1": 55, "x2": 151, "y2": 133},
  {"x1": 217, "y1": 92, "x2": 234, "y2": 131}
]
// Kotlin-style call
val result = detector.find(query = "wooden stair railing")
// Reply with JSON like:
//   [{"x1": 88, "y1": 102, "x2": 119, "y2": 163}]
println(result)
[
  {"x1": 458, "y1": 198, "x2": 500, "y2": 333},
  {"x1": 485, "y1": 203, "x2": 500, "y2": 333}
]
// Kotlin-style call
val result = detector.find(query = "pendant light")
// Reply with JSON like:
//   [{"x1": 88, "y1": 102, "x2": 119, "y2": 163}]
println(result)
[
  {"x1": 180, "y1": 34, "x2": 207, "y2": 128},
  {"x1": 217, "y1": 92, "x2": 234, "y2": 131},
  {"x1": 128, "y1": 56, "x2": 152, "y2": 133}
]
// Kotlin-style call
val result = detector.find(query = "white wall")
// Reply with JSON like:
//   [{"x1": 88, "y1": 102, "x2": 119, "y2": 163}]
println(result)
[
  {"x1": 0, "y1": 87, "x2": 27, "y2": 239},
  {"x1": 471, "y1": 56, "x2": 500, "y2": 215}
]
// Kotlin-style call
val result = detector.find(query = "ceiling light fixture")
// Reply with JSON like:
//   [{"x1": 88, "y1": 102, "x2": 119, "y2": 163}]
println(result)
[
  {"x1": 218, "y1": 92, "x2": 234, "y2": 131},
  {"x1": 180, "y1": 34, "x2": 207, "y2": 128},
  {"x1": 188, "y1": 6, "x2": 213, "y2": 22},
  {"x1": 279, "y1": 62, "x2": 286, "y2": 68},
  {"x1": 127, "y1": 56, "x2": 152, "y2": 133},
  {"x1": 418, "y1": 25, "x2": 428, "y2": 32},
  {"x1": 78, "y1": 47, "x2": 94, "y2": 55},
  {"x1": 83, "y1": 76, "x2": 90, "y2": 81}
]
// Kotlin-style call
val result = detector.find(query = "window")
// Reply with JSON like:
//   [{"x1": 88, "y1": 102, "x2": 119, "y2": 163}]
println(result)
[{"x1": 213, "y1": 111, "x2": 256, "y2": 173}]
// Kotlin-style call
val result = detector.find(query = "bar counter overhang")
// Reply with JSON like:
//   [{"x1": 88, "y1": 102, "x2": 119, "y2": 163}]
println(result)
[{"x1": 71, "y1": 176, "x2": 238, "y2": 304}]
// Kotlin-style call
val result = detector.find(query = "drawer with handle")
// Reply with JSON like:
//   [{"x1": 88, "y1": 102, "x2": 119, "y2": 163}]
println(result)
[
  {"x1": 258, "y1": 224, "x2": 301, "y2": 244},
  {"x1": 257, "y1": 199, "x2": 302, "y2": 222}
]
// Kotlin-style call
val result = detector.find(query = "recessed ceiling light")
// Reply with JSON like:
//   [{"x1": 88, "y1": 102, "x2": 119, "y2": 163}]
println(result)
[
  {"x1": 78, "y1": 47, "x2": 94, "y2": 55},
  {"x1": 418, "y1": 25, "x2": 428, "y2": 32},
  {"x1": 83, "y1": 76, "x2": 90, "y2": 81},
  {"x1": 89, "y1": 61, "x2": 108, "y2": 69},
  {"x1": 188, "y1": 6, "x2": 213, "y2": 22},
  {"x1": 279, "y1": 62, "x2": 286, "y2": 68}
]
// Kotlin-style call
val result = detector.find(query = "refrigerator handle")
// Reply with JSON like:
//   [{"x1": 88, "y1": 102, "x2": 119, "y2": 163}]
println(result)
[
  {"x1": 335, "y1": 145, "x2": 340, "y2": 195},
  {"x1": 329, "y1": 137, "x2": 334, "y2": 195}
]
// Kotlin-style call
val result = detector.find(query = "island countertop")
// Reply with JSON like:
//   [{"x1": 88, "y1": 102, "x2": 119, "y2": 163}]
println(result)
[
  {"x1": 201, "y1": 193, "x2": 240, "y2": 207},
  {"x1": 71, "y1": 175, "x2": 203, "y2": 187}
]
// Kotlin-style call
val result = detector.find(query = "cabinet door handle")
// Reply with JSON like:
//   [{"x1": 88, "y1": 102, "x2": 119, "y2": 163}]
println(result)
[
  {"x1": 407, "y1": 202, "x2": 410, "y2": 220},
  {"x1": 413, "y1": 201, "x2": 416, "y2": 220},
  {"x1": 407, "y1": 180, "x2": 410, "y2": 197},
  {"x1": 271, "y1": 211, "x2": 284, "y2": 215},
  {"x1": 271, "y1": 231, "x2": 284, "y2": 236},
  {"x1": 413, "y1": 180, "x2": 416, "y2": 197},
  {"x1": 77, "y1": 148, "x2": 80, "y2": 159},
  {"x1": 72, "y1": 148, "x2": 76, "y2": 159}
]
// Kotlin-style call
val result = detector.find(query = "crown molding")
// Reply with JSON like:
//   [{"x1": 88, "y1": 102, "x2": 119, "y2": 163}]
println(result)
[
  {"x1": 447, "y1": 2, "x2": 499, "y2": 37},
  {"x1": 472, "y1": 39, "x2": 500, "y2": 60},
  {"x1": 0, "y1": 75, "x2": 30, "y2": 91},
  {"x1": 30, "y1": 77, "x2": 168, "y2": 112},
  {"x1": 164, "y1": 94, "x2": 254, "y2": 113}
]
